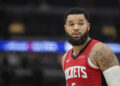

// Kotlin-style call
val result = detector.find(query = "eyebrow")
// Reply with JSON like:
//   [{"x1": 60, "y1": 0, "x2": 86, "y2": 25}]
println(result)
[
  {"x1": 68, "y1": 20, "x2": 73, "y2": 23},
  {"x1": 68, "y1": 19, "x2": 84, "y2": 23},
  {"x1": 78, "y1": 19, "x2": 84, "y2": 21}
]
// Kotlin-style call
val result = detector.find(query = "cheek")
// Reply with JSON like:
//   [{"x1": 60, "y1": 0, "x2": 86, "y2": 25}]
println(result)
[
  {"x1": 81, "y1": 26, "x2": 88, "y2": 34},
  {"x1": 82, "y1": 25, "x2": 88, "y2": 29},
  {"x1": 66, "y1": 27, "x2": 72, "y2": 33}
]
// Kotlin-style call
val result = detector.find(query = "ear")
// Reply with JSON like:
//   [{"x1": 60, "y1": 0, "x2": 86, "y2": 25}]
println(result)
[{"x1": 88, "y1": 23, "x2": 90, "y2": 31}]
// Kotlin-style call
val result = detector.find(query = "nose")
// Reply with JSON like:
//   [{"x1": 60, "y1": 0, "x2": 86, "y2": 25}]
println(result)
[{"x1": 73, "y1": 24, "x2": 80, "y2": 30}]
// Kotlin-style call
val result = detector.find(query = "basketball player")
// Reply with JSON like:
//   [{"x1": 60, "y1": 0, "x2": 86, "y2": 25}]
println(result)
[{"x1": 62, "y1": 8, "x2": 120, "y2": 86}]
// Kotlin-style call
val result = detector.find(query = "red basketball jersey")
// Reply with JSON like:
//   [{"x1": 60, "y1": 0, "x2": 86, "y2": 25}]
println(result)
[{"x1": 64, "y1": 39, "x2": 107, "y2": 86}]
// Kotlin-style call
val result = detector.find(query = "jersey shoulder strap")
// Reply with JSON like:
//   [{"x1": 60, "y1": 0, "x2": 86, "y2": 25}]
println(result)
[{"x1": 64, "y1": 49, "x2": 72, "y2": 70}]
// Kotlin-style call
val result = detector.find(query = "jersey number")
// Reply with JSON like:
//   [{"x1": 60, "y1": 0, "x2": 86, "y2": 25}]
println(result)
[{"x1": 72, "y1": 82, "x2": 76, "y2": 86}]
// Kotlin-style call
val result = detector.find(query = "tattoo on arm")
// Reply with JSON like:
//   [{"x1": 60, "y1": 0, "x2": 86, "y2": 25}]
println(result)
[{"x1": 90, "y1": 43, "x2": 119, "y2": 71}]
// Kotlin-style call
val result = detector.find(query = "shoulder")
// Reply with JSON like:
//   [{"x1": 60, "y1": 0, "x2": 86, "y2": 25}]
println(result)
[
  {"x1": 92, "y1": 42, "x2": 115, "y2": 59},
  {"x1": 62, "y1": 52, "x2": 67, "y2": 63},
  {"x1": 62, "y1": 49, "x2": 72, "y2": 64},
  {"x1": 90, "y1": 42, "x2": 113, "y2": 58},
  {"x1": 61, "y1": 49, "x2": 71, "y2": 71},
  {"x1": 90, "y1": 42, "x2": 119, "y2": 71},
  {"x1": 92, "y1": 42, "x2": 110, "y2": 52}
]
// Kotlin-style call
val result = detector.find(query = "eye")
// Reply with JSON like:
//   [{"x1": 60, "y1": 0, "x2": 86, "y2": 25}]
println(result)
[
  {"x1": 69, "y1": 23, "x2": 74, "y2": 26},
  {"x1": 79, "y1": 23, "x2": 83, "y2": 25}
]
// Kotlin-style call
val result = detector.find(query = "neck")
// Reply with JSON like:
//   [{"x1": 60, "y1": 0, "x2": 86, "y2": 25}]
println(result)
[{"x1": 72, "y1": 37, "x2": 91, "y2": 56}]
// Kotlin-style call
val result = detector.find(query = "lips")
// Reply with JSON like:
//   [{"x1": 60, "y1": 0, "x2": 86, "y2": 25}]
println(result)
[
  {"x1": 72, "y1": 32, "x2": 81, "y2": 38},
  {"x1": 72, "y1": 32, "x2": 81, "y2": 35}
]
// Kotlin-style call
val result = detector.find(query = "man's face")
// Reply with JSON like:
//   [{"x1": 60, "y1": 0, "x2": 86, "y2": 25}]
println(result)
[{"x1": 64, "y1": 14, "x2": 90, "y2": 46}]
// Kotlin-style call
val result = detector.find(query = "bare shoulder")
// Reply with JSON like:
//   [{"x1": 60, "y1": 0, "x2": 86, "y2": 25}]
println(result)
[
  {"x1": 62, "y1": 52, "x2": 67, "y2": 71},
  {"x1": 90, "y1": 42, "x2": 119, "y2": 71}
]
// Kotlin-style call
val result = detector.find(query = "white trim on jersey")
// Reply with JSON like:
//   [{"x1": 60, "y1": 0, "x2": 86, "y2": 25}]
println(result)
[{"x1": 88, "y1": 58, "x2": 99, "y2": 69}]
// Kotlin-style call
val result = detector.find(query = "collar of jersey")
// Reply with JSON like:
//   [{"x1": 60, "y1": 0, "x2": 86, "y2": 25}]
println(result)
[{"x1": 71, "y1": 39, "x2": 92, "y2": 59}]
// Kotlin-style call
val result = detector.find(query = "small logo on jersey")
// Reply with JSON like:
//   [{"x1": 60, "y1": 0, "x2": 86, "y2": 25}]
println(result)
[
  {"x1": 78, "y1": 55, "x2": 86, "y2": 59},
  {"x1": 66, "y1": 58, "x2": 71, "y2": 63}
]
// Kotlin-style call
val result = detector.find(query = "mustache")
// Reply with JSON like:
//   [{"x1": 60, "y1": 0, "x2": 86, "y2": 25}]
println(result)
[{"x1": 72, "y1": 31, "x2": 82, "y2": 35}]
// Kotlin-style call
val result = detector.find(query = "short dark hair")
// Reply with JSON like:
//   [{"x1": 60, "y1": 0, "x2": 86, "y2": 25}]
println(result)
[{"x1": 64, "y1": 8, "x2": 90, "y2": 23}]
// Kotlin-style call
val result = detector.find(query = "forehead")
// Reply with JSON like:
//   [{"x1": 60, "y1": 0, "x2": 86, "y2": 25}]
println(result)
[{"x1": 67, "y1": 14, "x2": 86, "y2": 22}]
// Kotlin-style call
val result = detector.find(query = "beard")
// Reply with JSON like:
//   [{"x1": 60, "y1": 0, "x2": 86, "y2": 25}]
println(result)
[{"x1": 65, "y1": 29, "x2": 89, "y2": 46}]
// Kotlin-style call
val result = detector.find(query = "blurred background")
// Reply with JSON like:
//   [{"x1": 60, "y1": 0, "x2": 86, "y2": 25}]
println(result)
[{"x1": 0, "y1": 0, "x2": 120, "y2": 86}]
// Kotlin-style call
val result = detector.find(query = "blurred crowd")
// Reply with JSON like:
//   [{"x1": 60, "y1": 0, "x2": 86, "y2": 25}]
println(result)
[
  {"x1": 0, "y1": 52, "x2": 65, "y2": 86},
  {"x1": 0, "y1": 0, "x2": 119, "y2": 41}
]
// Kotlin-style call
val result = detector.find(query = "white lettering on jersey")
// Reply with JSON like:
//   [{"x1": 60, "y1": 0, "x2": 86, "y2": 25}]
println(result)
[
  {"x1": 81, "y1": 67, "x2": 87, "y2": 78},
  {"x1": 65, "y1": 66, "x2": 87, "y2": 80}
]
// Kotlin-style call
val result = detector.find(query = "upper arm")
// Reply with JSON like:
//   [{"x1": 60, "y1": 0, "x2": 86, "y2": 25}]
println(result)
[
  {"x1": 92, "y1": 43, "x2": 119, "y2": 71},
  {"x1": 89, "y1": 43, "x2": 120, "y2": 86}
]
